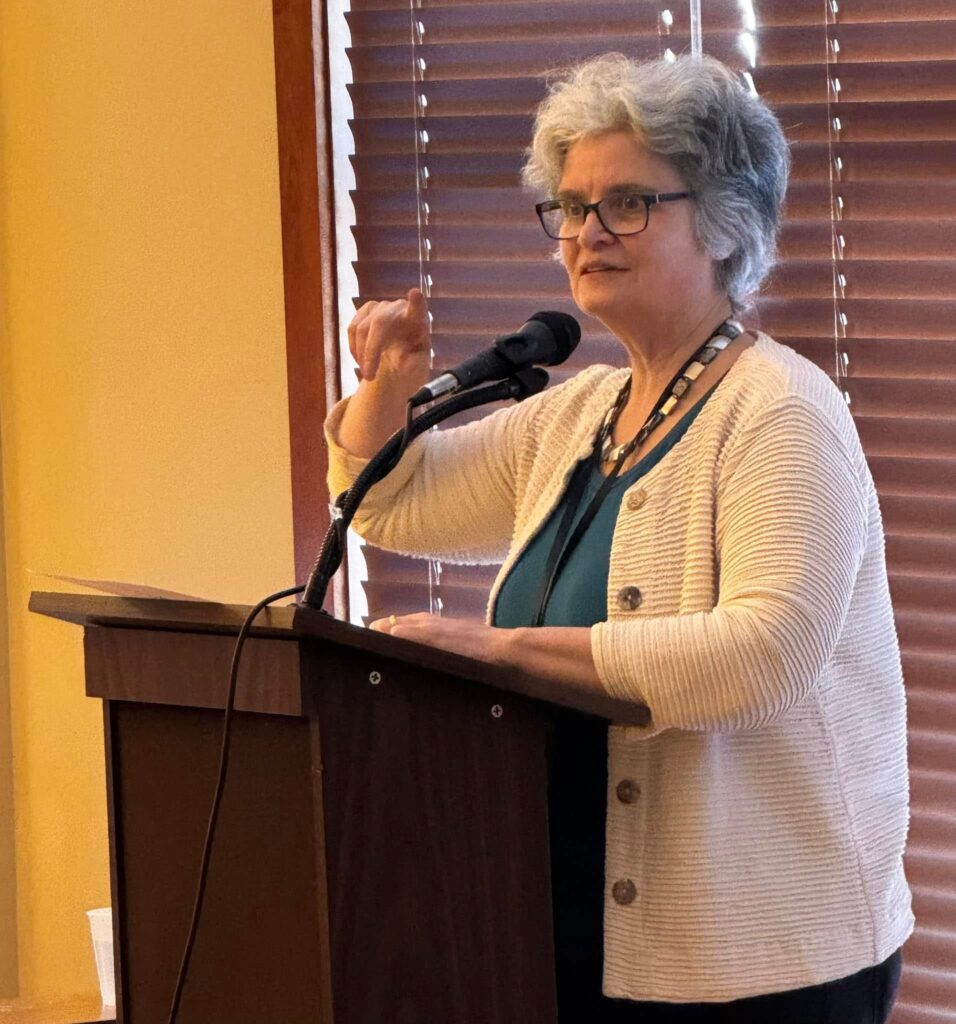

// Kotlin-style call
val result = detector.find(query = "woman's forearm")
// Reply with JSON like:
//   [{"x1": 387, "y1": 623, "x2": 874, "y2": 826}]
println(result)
[
  {"x1": 370, "y1": 615, "x2": 605, "y2": 694},
  {"x1": 337, "y1": 368, "x2": 428, "y2": 458},
  {"x1": 498, "y1": 625, "x2": 607, "y2": 695}
]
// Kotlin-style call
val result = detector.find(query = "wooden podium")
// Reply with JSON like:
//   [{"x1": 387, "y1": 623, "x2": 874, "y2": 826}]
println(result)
[{"x1": 31, "y1": 592, "x2": 644, "y2": 1024}]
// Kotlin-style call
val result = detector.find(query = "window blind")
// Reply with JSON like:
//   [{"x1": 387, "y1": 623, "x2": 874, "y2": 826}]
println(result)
[{"x1": 338, "y1": 2, "x2": 956, "y2": 1016}]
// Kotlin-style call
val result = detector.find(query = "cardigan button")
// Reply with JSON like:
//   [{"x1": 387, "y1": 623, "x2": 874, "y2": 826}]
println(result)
[
  {"x1": 616, "y1": 779, "x2": 641, "y2": 804},
  {"x1": 611, "y1": 879, "x2": 637, "y2": 905},
  {"x1": 617, "y1": 586, "x2": 643, "y2": 611},
  {"x1": 625, "y1": 490, "x2": 647, "y2": 511}
]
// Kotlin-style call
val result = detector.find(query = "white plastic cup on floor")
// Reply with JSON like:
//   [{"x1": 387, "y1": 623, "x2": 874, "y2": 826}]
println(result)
[{"x1": 86, "y1": 907, "x2": 116, "y2": 1007}]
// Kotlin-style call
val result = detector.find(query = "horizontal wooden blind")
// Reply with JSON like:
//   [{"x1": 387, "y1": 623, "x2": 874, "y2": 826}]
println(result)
[
  {"x1": 799, "y1": 6, "x2": 956, "y2": 1022},
  {"x1": 341, "y1": 2, "x2": 956, "y2": 1017}
]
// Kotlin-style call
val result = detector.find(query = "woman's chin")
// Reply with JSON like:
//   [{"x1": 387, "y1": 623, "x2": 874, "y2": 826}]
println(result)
[{"x1": 572, "y1": 287, "x2": 631, "y2": 325}]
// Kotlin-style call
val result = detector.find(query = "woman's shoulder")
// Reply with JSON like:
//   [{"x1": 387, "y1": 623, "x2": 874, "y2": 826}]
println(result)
[{"x1": 716, "y1": 330, "x2": 860, "y2": 449}]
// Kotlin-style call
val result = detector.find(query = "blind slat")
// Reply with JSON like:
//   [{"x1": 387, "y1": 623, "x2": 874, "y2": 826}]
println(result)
[
  {"x1": 912, "y1": 766, "x2": 956, "y2": 813},
  {"x1": 909, "y1": 689, "x2": 956, "y2": 732},
  {"x1": 345, "y1": 15, "x2": 956, "y2": 59},
  {"x1": 350, "y1": 108, "x2": 956, "y2": 156},
  {"x1": 877, "y1": 463, "x2": 956, "y2": 501},
  {"x1": 351, "y1": 142, "x2": 956, "y2": 190},
  {"x1": 351, "y1": 181, "x2": 956, "y2": 224},
  {"x1": 349, "y1": 0, "x2": 955, "y2": 23},
  {"x1": 354, "y1": 254, "x2": 956, "y2": 303},
  {"x1": 894, "y1": 963, "x2": 956, "y2": 1020},
  {"x1": 350, "y1": 62, "x2": 956, "y2": 113},
  {"x1": 350, "y1": 67, "x2": 956, "y2": 115},
  {"x1": 879, "y1": 495, "x2": 956, "y2": 537},
  {"x1": 420, "y1": 332, "x2": 955, "y2": 371},
  {"x1": 857, "y1": 416, "x2": 956, "y2": 458},
  {"x1": 347, "y1": 23, "x2": 956, "y2": 81},
  {"x1": 763, "y1": 337, "x2": 956, "y2": 377},
  {"x1": 891, "y1": 574, "x2": 956, "y2": 615},
  {"x1": 904, "y1": 653, "x2": 956, "y2": 693}
]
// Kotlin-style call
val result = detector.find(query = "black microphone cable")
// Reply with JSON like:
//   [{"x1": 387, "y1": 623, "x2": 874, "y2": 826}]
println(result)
[{"x1": 165, "y1": 583, "x2": 302, "y2": 1024}]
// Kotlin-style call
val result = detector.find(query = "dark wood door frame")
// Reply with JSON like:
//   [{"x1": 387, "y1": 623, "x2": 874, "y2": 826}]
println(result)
[{"x1": 272, "y1": 0, "x2": 341, "y2": 611}]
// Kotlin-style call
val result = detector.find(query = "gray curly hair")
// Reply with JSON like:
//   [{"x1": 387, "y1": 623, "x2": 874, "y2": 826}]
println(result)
[{"x1": 523, "y1": 54, "x2": 790, "y2": 310}]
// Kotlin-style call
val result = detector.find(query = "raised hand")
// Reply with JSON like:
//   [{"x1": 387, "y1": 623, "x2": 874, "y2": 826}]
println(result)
[{"x1": 348, "y1": 287, "x2": 431, "y2": 383}]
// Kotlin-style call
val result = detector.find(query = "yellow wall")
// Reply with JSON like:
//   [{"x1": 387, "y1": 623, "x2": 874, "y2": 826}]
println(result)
[
  {"x1": 0, "y1": 0, "x2": 293, "y2": 1001},
  {"x1": 0, "y1": 445, "x2": 17, "y2": 995}
]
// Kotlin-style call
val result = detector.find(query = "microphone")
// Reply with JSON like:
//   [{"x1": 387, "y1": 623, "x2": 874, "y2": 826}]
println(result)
[{"x1": 409, "y1": 311, "x2": 581, "y2": 407}]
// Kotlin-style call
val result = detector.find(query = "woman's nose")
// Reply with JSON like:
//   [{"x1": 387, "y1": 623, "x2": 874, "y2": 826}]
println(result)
[{"x1": 577, "y1": 208, "x2": 614, "y2": 247}]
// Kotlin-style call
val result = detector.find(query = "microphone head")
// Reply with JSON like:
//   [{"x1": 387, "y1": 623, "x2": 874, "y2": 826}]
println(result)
[{"x1": 526, "y1": 311, "x2": 581, "y2": 364}]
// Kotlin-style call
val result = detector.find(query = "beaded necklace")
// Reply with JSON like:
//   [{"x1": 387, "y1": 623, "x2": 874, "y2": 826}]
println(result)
[{"x1": 598, "y1": 318, "x2": 744, "y2": 466}]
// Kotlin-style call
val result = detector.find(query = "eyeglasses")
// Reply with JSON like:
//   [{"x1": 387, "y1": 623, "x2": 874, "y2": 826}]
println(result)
[{"x1": 535, "y1": 191, "x2": 693, "y2": 240}]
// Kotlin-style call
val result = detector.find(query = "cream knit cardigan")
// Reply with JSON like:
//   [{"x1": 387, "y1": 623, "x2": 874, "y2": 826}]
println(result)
[{"x1": 325, "y1": 333, "x2": 914, "y2": 1003}]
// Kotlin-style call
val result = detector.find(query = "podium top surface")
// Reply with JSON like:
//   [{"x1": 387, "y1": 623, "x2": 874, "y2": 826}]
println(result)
[
  {"x1": 29, "y1": 589, "x2": 300, "y2": 637},
  {"x1": 29, "y1": 591, "x2": 650, "y2": 726}
]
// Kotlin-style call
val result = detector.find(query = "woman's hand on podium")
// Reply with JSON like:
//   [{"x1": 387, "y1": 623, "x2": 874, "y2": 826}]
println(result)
[{"x1": 369, "y1": 613, "x2": 511, "y2": 666}]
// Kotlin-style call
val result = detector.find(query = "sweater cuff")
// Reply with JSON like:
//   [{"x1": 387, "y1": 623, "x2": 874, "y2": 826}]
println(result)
[{"x1": 590, "y1": 620, "x2": 664, "y2": 738}]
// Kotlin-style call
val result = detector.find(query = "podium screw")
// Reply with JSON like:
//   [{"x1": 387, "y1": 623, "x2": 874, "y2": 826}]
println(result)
[
  {"x1": 369, "y1": 671, "x2": 382, "y2": 685},
  {"x1": 491, "y1": 704, "x2": 503, "y2": 718}
]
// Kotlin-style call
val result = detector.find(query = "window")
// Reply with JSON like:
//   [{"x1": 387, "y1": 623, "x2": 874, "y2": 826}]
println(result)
[{"x1": 327, "y1": 1, "x2": 956, "y2": 1016}]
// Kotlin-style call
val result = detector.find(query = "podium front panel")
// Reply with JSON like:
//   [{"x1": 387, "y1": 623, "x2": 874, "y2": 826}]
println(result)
[{"x1": 305, "y1": 638, "x2": 557, "y2": 1024}]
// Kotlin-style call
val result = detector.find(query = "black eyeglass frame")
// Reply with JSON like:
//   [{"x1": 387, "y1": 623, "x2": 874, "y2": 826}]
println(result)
[{"x1": 534, "y1": 191, "x2": 694, "y2": 240}]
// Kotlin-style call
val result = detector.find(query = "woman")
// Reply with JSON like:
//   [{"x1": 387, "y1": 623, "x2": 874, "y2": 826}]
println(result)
[{"x1": 325, "y1": 55, "x2": 912, "y2": 1022}]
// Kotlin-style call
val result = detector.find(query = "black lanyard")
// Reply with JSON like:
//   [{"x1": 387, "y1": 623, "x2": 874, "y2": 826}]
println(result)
[{"x1": 529, "y1": 320, "x2": 738, "y2": 627}]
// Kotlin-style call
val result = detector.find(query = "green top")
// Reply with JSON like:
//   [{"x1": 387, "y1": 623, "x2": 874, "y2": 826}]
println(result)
[{"x1": 493, "y1": 384, "x2": 718, "y2": 628}]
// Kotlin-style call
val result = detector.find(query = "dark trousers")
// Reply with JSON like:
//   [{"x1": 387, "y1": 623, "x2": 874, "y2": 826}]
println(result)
[{"x1": 547, "y1": 714, "x2": 903, "y2": 1024}]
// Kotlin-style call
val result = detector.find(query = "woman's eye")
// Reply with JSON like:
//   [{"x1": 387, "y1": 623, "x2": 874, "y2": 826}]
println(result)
[
  {"x1": 616, "y1": 194, "x2": 644, "y2": 211},
  {"x1": 561, "y1": 202, "x2": 585, "y2": 218}
]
